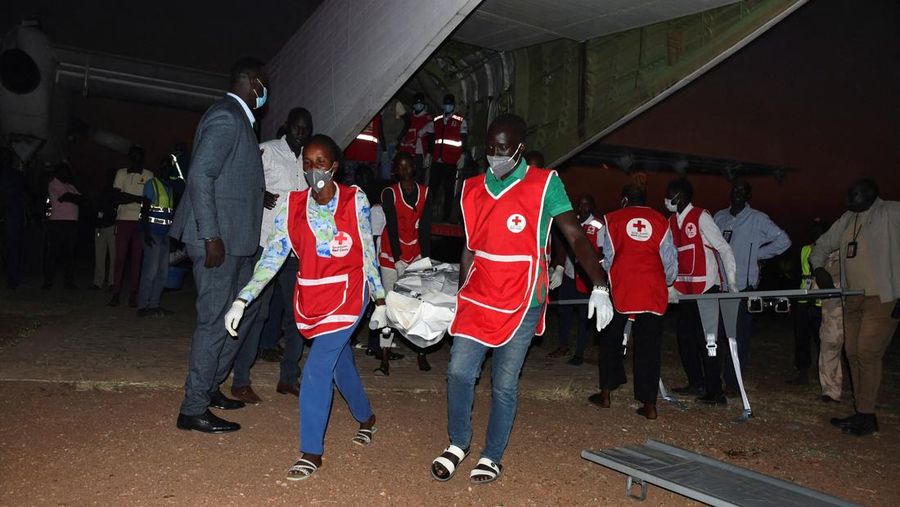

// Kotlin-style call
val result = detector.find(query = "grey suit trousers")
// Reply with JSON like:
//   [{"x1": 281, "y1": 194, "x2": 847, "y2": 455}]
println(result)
[{"x1": 180, "y1": 243, "x2": 258, "y2": 416}]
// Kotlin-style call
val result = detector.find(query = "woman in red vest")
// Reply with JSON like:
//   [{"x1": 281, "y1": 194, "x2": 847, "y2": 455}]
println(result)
[
  {"x1": 225, "y1": 134, "x2": 388, "y2": 481},
  {"x1": 375, "y1": 151, "x2": 433, "y2": 374}
]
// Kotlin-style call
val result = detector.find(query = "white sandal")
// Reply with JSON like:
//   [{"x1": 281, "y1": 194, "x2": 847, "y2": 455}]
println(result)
[
  {"x1": 286, "y1": 458, "x2": 318, "y2": 481},
  {"x1": 431, "y1": 445, "x2": 469, "y2": 481},
  {"x1": 469, "y1": 457, "x2": 502, "y2": 484},
  {"x1": 352, "y1": 427, "x2": 377, "y2": 446}
]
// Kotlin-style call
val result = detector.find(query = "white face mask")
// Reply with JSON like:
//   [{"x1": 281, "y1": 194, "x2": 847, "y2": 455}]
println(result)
[
  {"x1": 487, "y1": 143, "x2": 523, "y2": 179},
  {"x1": 664, "y1": 194, "x2": 679, "y2": 212}
]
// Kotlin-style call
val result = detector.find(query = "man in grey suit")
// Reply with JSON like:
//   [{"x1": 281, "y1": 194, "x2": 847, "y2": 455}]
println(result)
[{"x1": 170, "y1": 58, "x2": 268, "y2": 433}]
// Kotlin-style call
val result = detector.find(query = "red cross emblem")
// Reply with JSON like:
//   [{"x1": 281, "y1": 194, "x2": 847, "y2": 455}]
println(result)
[
  {"x1": 335, "y1": 232, "x2": 349, "y2": 245},
  {"x1": 507, "y1": 213, "x2": 526, "y2": 233},
  {"x1": 329, "y1": 230, "x2": 353, "y2": 257},
  {"x1": 626, "y1": 218, "x2": 652, "y2": 241},
  {"x1": 633, "y1": 220, "x2": 646, "y2": 232}
]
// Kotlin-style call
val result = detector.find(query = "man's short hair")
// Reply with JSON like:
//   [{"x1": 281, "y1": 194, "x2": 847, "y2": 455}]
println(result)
[
  {"x1": 286, "y1": 107, "x2": 313, "y2": 130},
  {"x1": 443, "y1": 93, "x2": 455, "y2": 104},
  {"x1": 308, "y1": 134, "x2": 341, "y2": 162},
  {"x1": 666, "y1": 178, "x2": 693, "y2": 202},
  {"x1": 489, "y1": 113, "x2": 528, "y2": 142},
  {"x1": 622, "y1": 183, "x2": 646, "y2": 205},
  {"x1": 230, "y1": 57, "x2": 264, "y2": 86}
]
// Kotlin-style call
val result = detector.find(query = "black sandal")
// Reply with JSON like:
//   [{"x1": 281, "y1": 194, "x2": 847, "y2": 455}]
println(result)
[
  {"x1": 470, "y1": 457, "x2": 502, "y2": 484},
  {"x1": 431, "y1": 445, "x2": 469, "y2": 481}
]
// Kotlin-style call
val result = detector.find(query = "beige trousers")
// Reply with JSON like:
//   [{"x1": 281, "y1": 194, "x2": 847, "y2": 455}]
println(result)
[
  {"x1": 842, "y1": 296, "x2": 899, "y2": 413},
  {"x1": 93, "y1": 226, "x2": 116, "y2": 287},
  {"x1": 818, "y1": 297, "x2": 844, "y2": 400}
]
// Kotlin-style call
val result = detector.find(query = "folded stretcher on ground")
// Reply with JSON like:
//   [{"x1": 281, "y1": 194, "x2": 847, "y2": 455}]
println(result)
[{"x1": 384, "y1": 258, "x2": 458, "y2": 349}]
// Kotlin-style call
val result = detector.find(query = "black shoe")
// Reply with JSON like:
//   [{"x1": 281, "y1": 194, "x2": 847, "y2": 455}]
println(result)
[
  {"x1": 176, "y1": 410, "x2": 240, "y2": 433},
  {"x1": 697, "y1": 393, "x2": 727, "y2": 405},
  {"x1": 567, "y1": 354, "x2": 584, "y2": 366},
  {"x1": 820, "y1": 395, "x2": 839, "y2": 403},
  {"x1": 417, "y1": 353, "x2": 432, "y2": 372},
  {"x1": 672, "y1": 385, "x2": 704, "y2": 396},
  {"x1": 842, "y1": 413, "x2": 879, "y2": 436},
  {"x1": 208, "y1": 390, "x2": 245, "y2": 410},
  {"x1": 830, "y1": 412, "x2": 862, "y2": 429}
]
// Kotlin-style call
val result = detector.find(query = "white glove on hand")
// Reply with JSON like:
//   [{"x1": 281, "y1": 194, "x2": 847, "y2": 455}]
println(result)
[
  {"x1": 423, "y1": 154, "x2": 433, "y2": 168},
  {"x1": 587, "y1": 286, "x2": 614, "y2": 332},
  {"x1": 456, "y1": 155, "x2": 466, "y2": 170},
  {"x1": 728, "y1": 280, "x2": 740, "y2": 294},
  {"x1": 395, "y1": 260, "x2": 409, "y2": 277},
  {"x1": 224, "y1": 300, "x2": 246, "y2": 337},
  {"x1": 548, "y1": 265, "x2": 565, "y2": 290},
  {"x1": 668, "y1": 286, "x2": 681, "y2": 304},
  {"x1": 369, "y1": 304, "x2": 388, "y2": 330}
]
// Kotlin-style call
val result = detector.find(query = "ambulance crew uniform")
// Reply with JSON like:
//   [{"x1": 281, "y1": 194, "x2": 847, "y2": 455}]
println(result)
[
  {"x1": 379, "y1": 181, "x2": 431, "y2": 292},
  {"x1": 423, "y1": 112, "x2": 467, "y2": 220},
  {"x1": 670, "y1": 204, "x2": 737, "y2": 399},
  {"x1": 399, "y1": 109, "x2": 433, "y2": 179},
  {"x1": 343, "y1": 116, "x2": 381, "y2": 185},
  {"x1": 236, "y1": 184, "x2": 384, "y2": 455},
  {"x1": 446, "y1": 159, "x2": 571, "y2": 465},
  {"x1": 598, "y1": 206, "x2": 677, "y2": 404}
]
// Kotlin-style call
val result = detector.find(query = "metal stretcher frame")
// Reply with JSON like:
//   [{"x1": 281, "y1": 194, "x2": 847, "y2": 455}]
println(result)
[{"x1": 552, "y1": 288, "x2": 864, "y2": 421}]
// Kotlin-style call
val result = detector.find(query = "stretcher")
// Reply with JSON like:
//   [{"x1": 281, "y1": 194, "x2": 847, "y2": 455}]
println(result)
[{"x1": 555, "y1": 288, "x2": 863, "y2": 421}]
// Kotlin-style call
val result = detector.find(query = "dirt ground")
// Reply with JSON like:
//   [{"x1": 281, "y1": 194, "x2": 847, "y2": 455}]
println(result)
[{"x1": 1, "y1": 279, "x2": 898, "y2": 506}]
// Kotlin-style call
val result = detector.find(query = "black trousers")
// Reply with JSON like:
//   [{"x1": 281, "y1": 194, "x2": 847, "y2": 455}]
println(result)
[
  {"x1": 676, "y1": 298, "x2": 724, "y2": 396},
  {"x1": 428, "y1": 162, "x2": 456, "y2": 222},
  {"x1": 599, "y1": 311, "x2": 663, "y2": 404},
  {"x1": 793, "y1": 301, "x2": 822, "y2": 371},
  {"x1": 44, "y1": 220, "x2": 78, "y2": 285}
]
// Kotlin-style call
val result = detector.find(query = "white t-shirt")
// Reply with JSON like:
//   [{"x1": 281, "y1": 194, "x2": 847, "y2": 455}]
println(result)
[{"x1": 113, "y1": 168, "x2": 153, "y2": 221}]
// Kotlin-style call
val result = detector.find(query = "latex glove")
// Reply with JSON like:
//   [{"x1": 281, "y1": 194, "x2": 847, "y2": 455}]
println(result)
[
  {"x1": 668, "y1": 286, "x2": 681, "y2": 304},
  {"x1": 395, "y1": 260, "x2": 409, "y2": 277},
  {"x1": 369, "y1": 304, "x2": 388, "y2": 330},
  {"x1": 456, "y1": 155, "x2": 466, "y2": 170},
  {"x1": 423, "y1": 154, "x2": 432, "y2": 168},
  {"x1": 587, "y1": 286, "x2": 614, "y2": 332},
  {"x1": 548, "y1": 265, "x2": 565, "y2": 290},
  {"x1": 224, "y1": 300, "x2": 246, "y2": 337},
  {"x1": 728, "y1": 280, "x2": 740, "y2": 294}
]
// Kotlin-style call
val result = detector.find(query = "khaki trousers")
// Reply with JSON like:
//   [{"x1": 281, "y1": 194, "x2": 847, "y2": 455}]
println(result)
[
  {"x1": 818, "y1": 298, "x2": 844, "y2": 400},
  {"x1": 93, "y1": 226, "x2": 116, "y2": 287},
  {"x1": 843, "y1": 296, "x2": 899, "y2": 413}
]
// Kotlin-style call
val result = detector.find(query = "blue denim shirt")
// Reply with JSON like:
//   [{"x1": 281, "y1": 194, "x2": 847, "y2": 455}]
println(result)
[{"x1": 714, "y1": 204, "x2": 791, "y2": 290}]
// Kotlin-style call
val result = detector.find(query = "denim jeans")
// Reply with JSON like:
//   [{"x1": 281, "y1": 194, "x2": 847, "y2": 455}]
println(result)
[
  {"x1": 137, "y1": 234, "x2": 169, "y2": 309},
  {"x1": 447, "y1": 305, "x2": 542, "y2": 463}
]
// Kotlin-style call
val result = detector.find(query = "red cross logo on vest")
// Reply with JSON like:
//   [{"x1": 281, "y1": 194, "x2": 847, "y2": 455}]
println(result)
[
  {"x1": 329, "y1": 231, "x2": 353, "y2": 257},
  {"x1": 685, "y1": 222, "x2": 698, "y2": 239},
  {"x1": 507, "y1": 213, "x2": 526, "y2": 233},
  {"x1": 626, "y1": 218, "x2": 653, "y2": 241}
]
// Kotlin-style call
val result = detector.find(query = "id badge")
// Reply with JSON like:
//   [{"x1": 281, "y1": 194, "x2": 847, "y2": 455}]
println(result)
[
  {"x1": 723, "y1": 230, "x2": 732, "y2": 242},
  {"x1": 847, "y1": 241, "x2": 858, "y2": 259}
]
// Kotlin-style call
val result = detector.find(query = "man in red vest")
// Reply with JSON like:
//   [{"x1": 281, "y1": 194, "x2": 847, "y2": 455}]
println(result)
[
  {"x1": 665, "y1": 178, "x2": 738, "y2": 405},
  {"x1": 342, "y1": 115, "x2": 383, "y2": 185},
  {"x1": 399, "y1": 92, "x2": 433, "y2": 182},
  {"x1": 429, "y1": 114, "x2": 613, "y2": 485},
  {"x1": 587, "y1": 184, "x2": 677, "y2": 419},
  {"x1": 423, "y1": 93, "x2": 467, "y2": 222}
]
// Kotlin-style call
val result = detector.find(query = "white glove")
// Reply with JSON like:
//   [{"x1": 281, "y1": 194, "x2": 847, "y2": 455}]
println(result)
[
  {"x1": 395, "y1": 260, "x2": 409, "y2": 277},
  {"x1": 224, "y1": 300, "x2": 246, "y2": 337},
  {"x1": 456, "y1": 155, "x2": 466, "y2": 170},
  {"x1": 369, "y1": 304, "x2": 388, "y2": 330},
  {"x1": 728, "y1": 279, "x2": 740, "y2": 294},
  {"x1": 548, "y1": 265, "x2": 565, "y2": 290},
  {"x1": 587, "y1": 286, "x2": 614, "y2": 332},
  {"x1": 668, "y1": 286, "x2": 681, "y2": 304},
  {"x1": 423, "y1": 154, "x2": 432, "y2": 168}
]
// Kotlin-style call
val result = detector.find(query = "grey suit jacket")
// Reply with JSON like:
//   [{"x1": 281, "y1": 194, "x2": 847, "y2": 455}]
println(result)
[{"x1": 170, "y1": 96, "x2": 265, "y2": 257}]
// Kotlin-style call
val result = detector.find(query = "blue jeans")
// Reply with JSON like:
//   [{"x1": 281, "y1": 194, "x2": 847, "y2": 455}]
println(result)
[
  {"x1": 447, "y1": 305, "x2": 542, "y2": 463},
  {"x1": 137, "y1": 234, "x2": 169, "y2": 309},
  {"x1": 299, "y1": 301, "x2": 372, "y2": 455}
]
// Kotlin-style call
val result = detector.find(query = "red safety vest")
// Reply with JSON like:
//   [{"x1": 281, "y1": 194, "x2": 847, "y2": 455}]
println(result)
[
  {"x1": 379, "y1": 182, "x2": 427, "y2": 269},
  {"x1": 574, "y1": 216, "x2": 603, "y2": 294},
  {"x1": 287, "y1": 185, "x2": 367, "y2": 339},
  {"x1": 344, "y1": 116, "x2": 381, "y2": 163},
  {"x1": 399, "y1": 112, "x2": 432, "y2": 155},
  {"x1": 604, "y1": 206, "x2": 669, "y2": 315},
  {"x1": 669, "y1": 206, "x2": 714, "y2": 295},
  {"x1": 431, "y1": 113, "x2": 464, "y2": 164},
  {"x1": 450, "y1": 166, "x2": 552, "y2": 347}
]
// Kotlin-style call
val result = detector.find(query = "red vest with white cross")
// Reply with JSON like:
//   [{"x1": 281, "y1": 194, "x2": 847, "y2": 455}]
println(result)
[
  {"x1": 668, "y1": 206, "x2": 712, "y2": 295},
  {"x1": 287, "y1": 184, "x2": 366, "y2": 339},
  {"x1": 574, "y1": 217, "x2": 603, "y2": 294},
  {"x1": 399, "y1": 112, "x2": 432, "y2": 155},
  {"x1": 430, "y1": 113, "x2": 464, "y2": 164},
  {"x1": 604, "y1": 206, "x2": 669, "y2": 315},
  {"x1": 344, "y1": 116, "x2": 380, "y2": 163},
  {"x1": 379, "y1": 182, "x2": 427, "y2": 269},
  {"x1": 450, "y1": 166, "x2": 553, "y2": 347}
]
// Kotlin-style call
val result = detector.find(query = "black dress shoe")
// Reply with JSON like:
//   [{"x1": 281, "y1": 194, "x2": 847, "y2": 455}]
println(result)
[
  {"x1": 697, "y1": 393, "x2": 727, "y2": 405},
  {"x1": 830, "y1": 412, "x2": 862, "y2": 429},
  {"x1": 842, "y1": 413, "x2": 879, "y2": 436},
  {"x1": 672, "y1": 385, "x2": 704, "y2": 396},
  {"x1": 208, "y1": 390, "x2": 245, "y2": 410},
  {"x1": 177, "y1": 410, "x2": 240, "y2": 433}
]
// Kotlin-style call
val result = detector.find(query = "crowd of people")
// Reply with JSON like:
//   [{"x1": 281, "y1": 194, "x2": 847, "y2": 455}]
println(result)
[{"x1": 1, "y1": 55, "x2": 896, "y2": 485}]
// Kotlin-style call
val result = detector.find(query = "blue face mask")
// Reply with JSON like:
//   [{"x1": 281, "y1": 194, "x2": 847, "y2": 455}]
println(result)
[
  {"x1": 413, "y1": 102, "x2": 425, "y2": 113},
  {"x1": 443, "y1": 104, "x2": 454, "y2": 115},
  {"x1": 253, "y1": 78, "x2": 268, "y2": 109}
]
